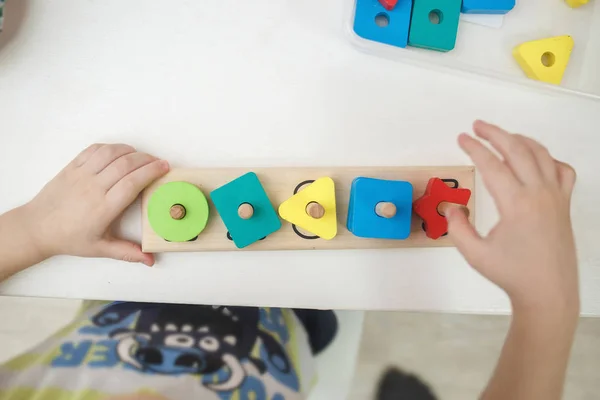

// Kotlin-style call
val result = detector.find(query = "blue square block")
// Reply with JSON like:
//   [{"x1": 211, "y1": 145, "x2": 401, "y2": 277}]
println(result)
[
  {"x1": 347, "y1": 177, "x2": 413, "y2": 240},
  {"x1": 353, "y1": 0, "x2": 413, "y2": 48},
  {"x1": 461, "y1": 0, "x2": 515, "y2": 14},
  {"x1": 210, "y1": 172, "x2": 281, "y2": 249}
]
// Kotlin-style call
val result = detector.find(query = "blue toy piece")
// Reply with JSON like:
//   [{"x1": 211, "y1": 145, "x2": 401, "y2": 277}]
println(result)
[
  {"x1": 347, "y1": 177, "x2": 413, "y2": 240},
  {"x1": 210, "y1": 172, "x2": 281, "y2": 249},
  {"x1": 408, "y1": 0, "x2": 462, "y2": 52},
  {"x1": 353, "y1": 0, "x2": 414, "y2": 48},
  {"x1": 461, "y1": 0, "x2": 515, "y2": 14}
]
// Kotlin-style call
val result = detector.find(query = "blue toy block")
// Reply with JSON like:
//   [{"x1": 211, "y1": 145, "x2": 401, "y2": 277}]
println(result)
[
  {"x1": 353, "y1": 0, "x2": 413, "y2": 48},
  {"x1": 347, "y1": 177, "x2": 413, "y2": 240},
  {"x1": 408, "y1": 0, "x2": 461, "y2": 52},
  {"x1": 461, "y1": 0, "x2": 515, "y2": 14},
  {"x1": 210, "y1": 172, "x2": 281, "y2": 249}
]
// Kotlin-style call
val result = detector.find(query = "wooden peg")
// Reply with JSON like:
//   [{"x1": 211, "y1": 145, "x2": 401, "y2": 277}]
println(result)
[
  {"x1": 437, "y1": 201, "x2": 470, "y2": 218},
  {"x1": 170, "y1": 204, "x2": 186, "y2": 220},
  {"x1": 375, "y1": 202, "x2": 397, "y2": 218},
  {"x1": 237, "y1": 203, "x2": 254, "y2": 220},
  {"x1": 305, "y1": 202, "x2": 325, "y2": 219}
]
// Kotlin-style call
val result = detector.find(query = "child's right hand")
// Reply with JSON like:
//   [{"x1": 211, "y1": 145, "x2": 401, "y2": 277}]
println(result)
[{"x1": 447, "y1": 120, "x2": 578, "y2": 316}]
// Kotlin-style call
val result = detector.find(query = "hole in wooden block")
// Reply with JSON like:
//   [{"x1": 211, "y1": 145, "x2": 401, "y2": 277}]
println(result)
[
  {"x1": 442, "y1": 178, "x2": 459, "y2": 188},
  {"x1": 428, "y1": 9, "x2": 443, "y2": 24},
  {"x1": 541, "y1": 52, "x2": 556, "y2": 67},
  {"x1": 292, "y1": 224, "x2": 320, "y2": 240},
  {"x1": 375, "y1": 12, "x2": 390, "y2": 28},
  {"x1": 293, "y1": 179, "x2": 316, "y2": 194}
]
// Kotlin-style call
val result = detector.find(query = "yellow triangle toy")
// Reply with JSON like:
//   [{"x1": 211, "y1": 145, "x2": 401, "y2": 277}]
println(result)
[
  {"x1": 565, "y1": 0, "x2": 589, "y2": 8},
  {"x1": 512, "y1": 35, "x2": 574, "y2": 85},
  {"x1": 278, "y1": 177, "x2": 338, "y2": 240}
]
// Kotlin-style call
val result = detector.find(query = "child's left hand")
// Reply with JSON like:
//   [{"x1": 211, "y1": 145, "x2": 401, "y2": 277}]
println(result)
[{"x1": 24, "y1": 144, "x2": 169, "y2": 266}]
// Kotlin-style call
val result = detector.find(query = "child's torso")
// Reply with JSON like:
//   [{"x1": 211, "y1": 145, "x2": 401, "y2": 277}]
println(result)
[{"x1": 0, "y1": 301, "x2": 315, "y2": 400}]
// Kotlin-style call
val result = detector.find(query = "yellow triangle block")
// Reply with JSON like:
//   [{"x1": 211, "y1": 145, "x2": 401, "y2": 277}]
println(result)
[
  {"x1": 278, "y1": 177, "x2": 337, "y2": 240},
  {"x1": 565, "y1": 0, "x2": 588, "y2": 8},
  {"x1": 513, "y1": 35, "x2": 574, "y2": 85}
]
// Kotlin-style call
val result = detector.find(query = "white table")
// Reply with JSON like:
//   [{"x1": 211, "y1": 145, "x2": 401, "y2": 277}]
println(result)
[{"x1": 1, "y1": 0, "x2": 599, "y2": 315}]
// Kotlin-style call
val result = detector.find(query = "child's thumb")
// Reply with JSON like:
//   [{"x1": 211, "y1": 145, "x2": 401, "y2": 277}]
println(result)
[
  {"x1": 99, "y1": 239, "x2": 154, "y2": 266},
  {"x1": 446, "y1": 205, "x2": 485, "y2": 268}
]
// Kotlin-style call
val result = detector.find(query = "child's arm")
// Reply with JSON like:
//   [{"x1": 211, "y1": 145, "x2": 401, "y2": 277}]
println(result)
[
  {"x1": 0, "y1": 144, "x2": 169, "y2": 281},
  {"x1": 448, "y1": 121, "x2": 578, "y2": 400}
]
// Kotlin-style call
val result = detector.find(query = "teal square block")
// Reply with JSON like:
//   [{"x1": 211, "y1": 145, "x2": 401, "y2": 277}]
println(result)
[
  {"x1": 408, "y1": 0, "x2": 461, "y2": 52},
  {"x1": 210, "y1": 172, "x2": 281, "y2": 249}
]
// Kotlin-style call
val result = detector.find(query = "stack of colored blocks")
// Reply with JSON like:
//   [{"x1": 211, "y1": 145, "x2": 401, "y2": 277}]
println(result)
[
  {"x1": 353, "y1": 0, "x2": 585, "y2": 86},
  {"x1": 353, "y1": 0, "x2": 515, "y2": 52},
  {"x1": 147, "y1": 171, "x2": 472, "y2": 249}
]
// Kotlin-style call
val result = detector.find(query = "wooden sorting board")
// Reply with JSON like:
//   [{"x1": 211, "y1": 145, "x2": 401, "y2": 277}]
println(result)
[{"x1": 141, "y1": 166, "x2": 475, "y2": 252}]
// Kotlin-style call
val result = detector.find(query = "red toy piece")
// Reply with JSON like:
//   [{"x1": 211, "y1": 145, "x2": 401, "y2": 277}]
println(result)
[
  {"x1": 413, "y1": 177, "x2": 472, "y2": 239},
  {"x1": 378, "y1": 0, "x2": 399, "y2": 11}
]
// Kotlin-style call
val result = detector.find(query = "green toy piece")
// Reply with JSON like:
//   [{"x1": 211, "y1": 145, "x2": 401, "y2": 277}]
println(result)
[
  {"x1": 147, "y1": 181, "x2": 210, "y2": 242},
  {"x1": 408, "y1": 0, "x2": 461, "y2": 52}
]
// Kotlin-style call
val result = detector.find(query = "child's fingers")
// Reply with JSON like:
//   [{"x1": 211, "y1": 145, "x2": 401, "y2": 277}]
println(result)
[
  {"x1": 69, "y1": 143, "x2": 105, "y2": 168},
  {"x1": 85, "y1": 144, "x2": 136, "y2": 174},
  {"x1": 98, "y1": 152, "x2": 159, "y2": 191},
  {"x1": 446, "y1": 205, "x2": 486, "y2": 267},
  {"x1": 473, "y1": 120, "x2": 542, "y2": 185},
  {"x1": 515, "y1": 135, "x2": 559, "y2": 184},
  {"x1": 556, "y1": 161, "x2": 577, "y2": 197},
  {"x1": 458, "y1": 133, "x2": 518, "y2": 213},
  {"x1": 98, "y1": 238, "x2": 154, "y2": 266},
  {"x1": 106, "y1": 159, "x2": 169, "y2": 213}
]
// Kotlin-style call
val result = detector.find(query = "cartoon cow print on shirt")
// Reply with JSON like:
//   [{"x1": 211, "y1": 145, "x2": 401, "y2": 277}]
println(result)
[{"x1": 91, "y1": 303, "x2": 292, "y2": 392}]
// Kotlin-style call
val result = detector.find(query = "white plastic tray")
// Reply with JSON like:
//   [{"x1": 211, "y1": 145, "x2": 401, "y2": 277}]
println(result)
[{"x1": 345, "y1": 0, "x2": 600, "y2": 100}]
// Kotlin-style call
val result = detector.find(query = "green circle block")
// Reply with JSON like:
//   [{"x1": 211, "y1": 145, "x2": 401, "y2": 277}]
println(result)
[{"x1": 148, "y1": 181, "x2": 209, "y2": 242}]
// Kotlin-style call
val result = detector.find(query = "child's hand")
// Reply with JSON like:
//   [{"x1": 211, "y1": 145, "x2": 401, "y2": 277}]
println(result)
[
  {"x1": 448, "y1": 121, "x2": 578, "y2": 315},
  {"x1": 24, "y1": 144, "x2": 169, "y2": 266}
]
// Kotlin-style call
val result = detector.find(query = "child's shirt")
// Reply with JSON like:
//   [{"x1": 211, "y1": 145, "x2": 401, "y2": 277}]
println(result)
[
  {"x1": 0, "y1": 301, "x2": 316, "y2": 400},
  {"x1": 0, "y1": 0, "x2": 4, "y2": 32}
]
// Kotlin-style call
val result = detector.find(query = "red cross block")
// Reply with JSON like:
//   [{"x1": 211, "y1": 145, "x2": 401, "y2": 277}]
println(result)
[
  {"x1": 379, "y1": 0, "x2": 399, "y2": 11},
  {"x1": 413, "y1": 178, "x2": 472, "y2": 240}
]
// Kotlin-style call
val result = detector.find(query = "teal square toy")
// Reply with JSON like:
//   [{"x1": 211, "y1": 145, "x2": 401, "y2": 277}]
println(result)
[
  {"x1": 347, "y1": 177, "x2": 413, "y2": 239},
  {"x1": 210, "y1": 172, "x2": 281, "y2": 249},
  {"x1": 408, "y1": 0, "x2": 461, "y2": 52}
]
